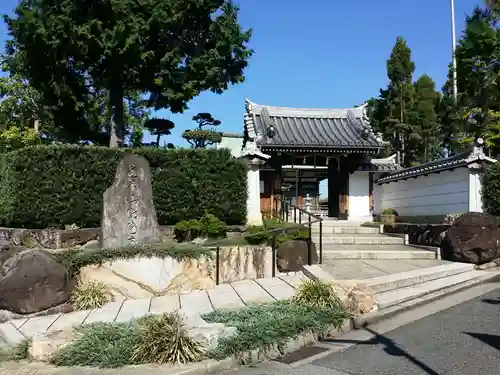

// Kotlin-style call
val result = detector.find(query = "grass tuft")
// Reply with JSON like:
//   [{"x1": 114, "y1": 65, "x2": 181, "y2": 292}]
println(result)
[
  {"x1": 51, "y1": 322, "x2": 141, "y2": 368},
  {"x1": 203, "y1": 300, "x2": 349, "y2": 360},
  {"x1": 132, "y1": 312, "x2": 205, "y2": 365},
  {"x1": 293, "y1": 279, "x2": 345, "y2": 310},
  {"x1": 70, "y1": 280, "x2": 109, "y2": 310}
]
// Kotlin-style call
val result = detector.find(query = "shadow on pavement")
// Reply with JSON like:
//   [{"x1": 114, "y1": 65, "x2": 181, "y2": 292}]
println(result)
[
  {"x1": 322, "y1": 324, "x2": 439, "y2": 375},
  {"x1": 482, "y1": 297, "x2": 500, "y2": 305},
  {"x1": 464, "y1": 332, "x2": 500, "y2": 351}
]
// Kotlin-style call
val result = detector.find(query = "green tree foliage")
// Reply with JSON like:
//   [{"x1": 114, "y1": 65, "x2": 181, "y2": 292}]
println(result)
[
  {"x1": 368, "y1": 37, "x2": 441, "y2": 166},
  {"x1": 4, "y1": 0, "x2": 253, "y2": 148},
  {"x1": 0, "y1": 58, "x2": 150, "y2": 146},
  {"x1": 481, "y1": 161, "x2": 500, "y2": 215},
  {"x1": 183, "y1": 112, "x2": 222, "y2": 148},
  {"x1": 412, "y1": 75, "x2": 441, "y2": 162},
  {"x1": 454, "y1": 7, "x2": 500, "y2": 155},
  {"x1": 144, "y1": 118, "x2": 175, "y2": 148}
]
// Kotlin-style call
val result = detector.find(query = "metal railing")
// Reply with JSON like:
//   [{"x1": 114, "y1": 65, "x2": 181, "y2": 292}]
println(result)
[
  {"x1": 277, "y1": 197, "x2": 323, "y2": 265},
  {"x1": 201, "y1": 202, "x2": 323, "y2": 285}
]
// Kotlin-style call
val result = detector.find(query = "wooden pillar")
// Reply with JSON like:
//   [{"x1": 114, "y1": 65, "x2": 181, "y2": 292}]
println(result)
[{"x1": 328, "y1": 157, "x2": 349, "y2": 219}]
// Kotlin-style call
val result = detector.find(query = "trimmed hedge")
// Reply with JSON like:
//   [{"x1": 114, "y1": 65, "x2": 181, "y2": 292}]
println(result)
[
  {"x1": 0, "y1": 145, "x2": 247, "y2": 228},
  {"x1": 482, "y1": 161, "x2": 500, "y2": 216}
]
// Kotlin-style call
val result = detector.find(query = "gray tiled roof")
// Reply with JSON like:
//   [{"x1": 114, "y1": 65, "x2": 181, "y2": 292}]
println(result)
[
  {"x1": 357, "y1": 162, "x2": 400, "y2": 172},
  {"x1": 244, "y1": 99, "x2": 382, "y2": 153},
  {"x1": 376, "y1": 147, "x2": 496, "y2": 184}
]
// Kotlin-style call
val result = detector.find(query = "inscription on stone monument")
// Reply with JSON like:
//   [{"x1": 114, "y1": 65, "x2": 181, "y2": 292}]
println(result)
[
  {"x1": 100, "y1": 154, "x2": 162, "y2": 249},
  {"x1": 126, "y1": 164, "x2": 139, "y2": 244}
]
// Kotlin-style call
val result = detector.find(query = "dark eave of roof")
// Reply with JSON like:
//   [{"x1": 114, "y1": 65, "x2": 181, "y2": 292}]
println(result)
[
  {"x1": 376, "y1": 147, "x2": 496, "y2": 184},
  {"x1": 357, "y1": 162, "x2": 400, "y2": 172},
  {"x1": 244, "y1": 99, "x2": 383, "y2": 153}
]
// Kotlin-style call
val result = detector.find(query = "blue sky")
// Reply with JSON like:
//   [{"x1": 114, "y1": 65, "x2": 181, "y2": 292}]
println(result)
[{"x1": 0, "y1": 0, "x2": 483, "y2": 195}]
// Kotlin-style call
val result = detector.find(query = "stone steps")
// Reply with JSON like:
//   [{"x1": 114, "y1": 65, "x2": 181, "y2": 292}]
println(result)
[
  {"x1": 320, "y1": 247, "x2": 437, "y2": 260},
  {"x1": 362, "y1": 262, "x2": 474, "y2": 294},
  {"x1": 304, "y1": 263, "x2": 497, "y2": 315},
  {"x1": 311, "y1": 234, "x2": 404, "y2": 245},
  {"x1": 311, "y1": 226, "x2": 380, "y2": 235},
  {"x1": 375, "y1": 269, "x2": 486, "y2": 309}
]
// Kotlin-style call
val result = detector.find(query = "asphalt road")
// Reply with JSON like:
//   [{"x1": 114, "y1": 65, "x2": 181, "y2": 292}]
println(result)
[{"x1": 219, "y1": 284, "x2": 500, "y2": 375}]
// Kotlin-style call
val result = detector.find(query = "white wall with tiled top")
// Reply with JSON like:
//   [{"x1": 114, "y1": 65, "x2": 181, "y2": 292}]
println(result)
[{"x1": 373, "y1": 167, "x2": 478, "y2": 217}]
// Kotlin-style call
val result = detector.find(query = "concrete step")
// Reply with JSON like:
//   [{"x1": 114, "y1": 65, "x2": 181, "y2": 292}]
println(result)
[
  {"x1": 311, "y1": 234, "x2": 404, "y2": 245},
  {"x1": 321, "y1": 245, "x2": 436, "y2": 259},
  {"x1": 362, "y1": 262, "x2": 474, "y2": 294},
  {"x1": 375, "y1": 270, "x2": 487, "y2": 310},
  {"x1": 311, "y1": 226, "x2": 380, "y2": 235}
]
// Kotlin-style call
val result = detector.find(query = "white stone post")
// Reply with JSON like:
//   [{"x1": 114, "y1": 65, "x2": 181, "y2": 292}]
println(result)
[{"x1": 239, "y1": 145, "x2": 271, "y2": 226}]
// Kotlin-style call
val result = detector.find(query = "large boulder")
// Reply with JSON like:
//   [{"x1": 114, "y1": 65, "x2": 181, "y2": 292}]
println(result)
[
  {"x1": 441, "y1": 212, "x2": 500, "y2": 265},
  {"x1": 0, "y1": 248, "x2": 73, "y2": 314},
  {"x1": 277, "y1": 240, "x2": 318, "y2": 272}
]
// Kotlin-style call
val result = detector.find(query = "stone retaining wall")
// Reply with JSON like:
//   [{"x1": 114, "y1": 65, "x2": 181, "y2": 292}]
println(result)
[
  {"x1": 0, "y1": 225, "x2": 246, "y2": 249},
  {"x1": 383, "y1": 224, "x2": 450, "y2": 247}
]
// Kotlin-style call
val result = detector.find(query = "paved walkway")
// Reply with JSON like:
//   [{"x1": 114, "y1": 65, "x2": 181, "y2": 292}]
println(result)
[
  {"x1": 0, "y1": 273, "x2": 308, "y2": 345},
  {"x1": 321, "y1": 259, "x2": 448, "y2": 280}
]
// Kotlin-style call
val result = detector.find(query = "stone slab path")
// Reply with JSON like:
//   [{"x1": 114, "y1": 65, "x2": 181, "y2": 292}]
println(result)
[{"x1": 0, "y1": 273, "x2": 308, "y2": 345}]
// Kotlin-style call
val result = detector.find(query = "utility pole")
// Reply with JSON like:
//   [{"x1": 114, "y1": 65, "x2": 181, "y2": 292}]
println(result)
[{"x1": 451, "y1": 0, "x2": 458, "y2": 101}]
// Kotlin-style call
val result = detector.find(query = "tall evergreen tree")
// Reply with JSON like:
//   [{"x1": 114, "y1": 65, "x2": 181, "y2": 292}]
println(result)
[
  {"x1": 454, "y1": 7, "x2": 500, "y2": 155},
  {"x1": 412, "y1": 74, "x2": 441, "y2": 163}
]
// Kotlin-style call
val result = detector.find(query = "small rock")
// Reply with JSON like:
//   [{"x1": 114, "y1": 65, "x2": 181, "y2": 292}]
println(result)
[
  {"x1": 330, "y1": 282, "x2": 377, "y2": 315},
  {"x1": 0, "y1": 310, "x2": 14, "y2": 323},
  {"x1": 192, "y1": 237, "x2": 207, "y2": 245},
  {"x1": 178, "y1": 309, "x2": 237, "y2": 351},
  {"x1": 29, "y1": 328, "x2": 74, "y2": 362}
]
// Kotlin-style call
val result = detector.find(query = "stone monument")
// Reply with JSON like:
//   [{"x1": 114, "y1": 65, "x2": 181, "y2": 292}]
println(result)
[{"x1": 100, "y1": 153, "x2": 162, "y2": 248}]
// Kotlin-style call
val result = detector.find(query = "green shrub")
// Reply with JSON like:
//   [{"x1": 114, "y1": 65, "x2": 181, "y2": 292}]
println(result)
[
  {"x1": 51, "y1": 322, "x2": 141, "y2": 368},
  {"x1": 203, "y1": 300, "x2": 348, "y2": 360},
  {"x1": 132, "y1": 313, "x2": 205, "y2": 365},
  {"x1": 482, "y1": 162, "x2": 500, "y2": 216},
  {"x1": 381, "y1": 208, "x2": 396, "y2": 215},
  {"x1": 52, "y1": 243, "x2": 212, "y2": 278},
  {"x1": 174, "y1": 213, "x2": 228, "y2": 242},
  {"x1": 0, "y1": 339, "x2": 29, "y2": 361},
  {"x1": 244, "y1": 218, "x2": 309, "y2": 246},
  {"x1": 293, "y1": 280, "x2": 344, "y2": 310},
  {"x1": 0, "y1": 145, "x2": 247, "y2": 228},
  {"x1": 71, "y1": 280, "x2": 109, "y2": 310},
  {"x1": 174, "y1": 219, "x2": 202, "y2": 242}
]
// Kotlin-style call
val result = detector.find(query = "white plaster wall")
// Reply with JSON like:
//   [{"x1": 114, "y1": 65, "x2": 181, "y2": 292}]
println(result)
[
  {"x1": 375, "y1": 167, "x2": 470, "y2": 217},
  {"x1": 348, "y1": 172, "x2": 371, "y2": 220},
  {"x1": 217, "y1": 136, "x2": 244, "y2": 157}
]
